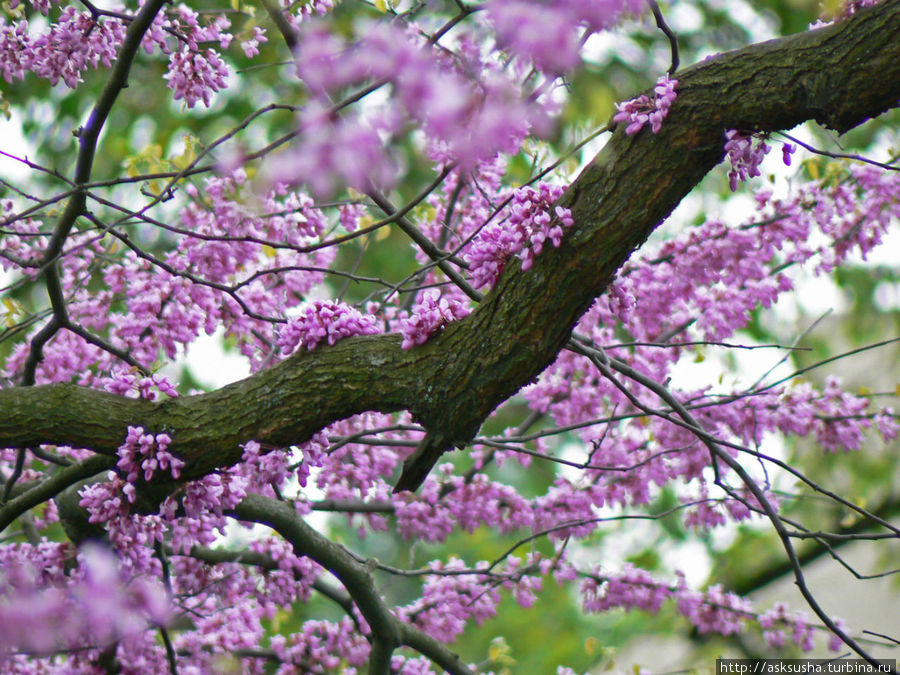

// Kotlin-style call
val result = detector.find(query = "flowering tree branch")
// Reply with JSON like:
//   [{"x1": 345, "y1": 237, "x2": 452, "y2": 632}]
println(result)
[
  {"x1": 2, "y1": 2, "x2": 900, "y2": 493},
  {"x1": 5, "y1": 0, "x2": 900, "y2": 669}
]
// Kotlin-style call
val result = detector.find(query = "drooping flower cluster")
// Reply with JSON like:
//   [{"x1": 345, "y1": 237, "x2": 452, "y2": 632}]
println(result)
[
  {"x1": 115, "y1": 426, "x2": 183, "y2": 502},
  {"x1": 464, "y1": 183, "x2": 574, "y2": 290},
  {"x1": 723, "y1": 129, "x2": 771, "y2": 190},
  {"x1": 394, "y1": 471, "x2": 534, "y2": 542},
  {"x1": 724, "y1": 130, "x2": 796, "y2": 191},
  {"x1": 398, "y1": 289, "x2": 471, "y2": 349},
  {"x1": 164, "y1": 45, "x2": 229, "y2": 109},
  {"x1": 613, "y1": 75, "x2": 679, "y2": 135},
  {"x1": 277, "y1": 300, "x2": 380, "y2": 354},
  {"x1": 147, "y1": 7, "x2": 234, "y2": 108},
  {"x1": 282, "y1": 109, "x2": 398, "y2": 197}
]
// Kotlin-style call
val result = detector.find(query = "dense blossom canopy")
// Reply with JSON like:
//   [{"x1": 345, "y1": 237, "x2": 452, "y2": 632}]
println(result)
[{"x1": 1, "y1": 0, "x2": 900, "y2": 673}]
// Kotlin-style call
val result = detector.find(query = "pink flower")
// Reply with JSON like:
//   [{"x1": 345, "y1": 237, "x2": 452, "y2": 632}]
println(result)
[
  {"x1": 613, "y1": 75, "x2": 678, "y2": 135},
  {"x1": 398, "y1": 289, "x2": 471, "y2": 350},
  {"x1": 724, "y1": 129, "x2": 770, "y2": 191},
  {"x1": 464, "y1": 183, "x2": 574, "y2": 290},
  {"x1": 277, "y1": 300, "x2": 380, "y2": 354}
]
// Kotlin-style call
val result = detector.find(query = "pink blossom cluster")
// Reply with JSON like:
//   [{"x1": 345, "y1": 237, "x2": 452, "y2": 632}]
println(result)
[
  {"x1": 761, "y1": 604, "x2": 850, "y2": 652},
  {"x1": 79, "y1": 478, "x2": 130, "y2": 526},
  {"x1": 103, "y1": 367, "x2": 179, "y2": 400},
  {"x1": 0, "y1": 544, "x2": 169, "y2": 660},
  {"x1": 394, "y1": 471, "x2": 533, "y2": 542},
  {"x1": 780, "y1": 376, "x2": 887, "y2": 451},
  {"x1": 397, "y1": 289, "x2": 471, "y2": 349},
  {"x1": 613, "y1": 75, "x2": 679, "y2": 135},
  {"x1": 676, "y1": 582, "x2": 754, "y2": 636},
  {"x1": 277, "y1": 300, "x2": 380, "y2": 354},
  {"x1": 312, "y1": 412, "x2": 415, "y2": 510},
  {"x1": 0, "y1": 200, "x2": 45, "y2": 272},
  {"x1": 604, "y1": 162, "x2": 900, "y2": 343},
  {"x1": 179, "y1": 604, "x2": 266, "y2": 658},
  {"x1": 295, "y1": 431, "x2": 329, "y2": 488},
  {"x1": 796, "y1": 163, "x2": 900, "y2": 271},
  {"x1": 500, "y1": 555, "x2": 544, "y2": 608},
  {"x1": 582, "y1": 566, "x2": 844, "y2": 651},
  {"x1": 240, "y1": 25, "x2": 267, "y2": 58},
  {"x1": 464, "y1": 183, "x2": 574, "y2": 290},
  {"x1": 245, "y1": 537, "x2": 320, "y2": 606},
  {"x1": 488, "y1": 0, "x2": 645, "y2": 73},
  {"x1": 8, "y1": 0, "x2": 58, "y2": 15},
  {"x1": 142, "y1": 6, "x2": 232, "y2": 107},
  {"x1": 398, "y1": 558, "x2": 501, "y2": 642},
  {"x1": 180, "y1": 472, "x2": 248, "y2": 520},
  {"x1": 283, "y1": 20, "x2": 550, "y2": 193},
  {"x1": 157, "y1": 472, "x2": 249, "y2": 557},
  {"x1": 116, "y1": 426, "x2": 183, "y2": 502},
  {"x1": 284, "y1": 0, "x2": 334, "y2": 28},
  {"x1": 724, "y1": 130, "x2": 796, "y2": 191},
  {"x1": 582, "y1": 564, "x2": 674, "y2": 614},
  {"x1": 239, "y1": 438, "x2": 329, "y2": 500},
  {"x1": 280, "y1": 109, "x2": 398, "y2": 197},
  {"x1": 487, "y1": 1, "x2": 584, "y2": 74},
  {"x1": 724, "y1": 130, "x2": 771, "y2": 190},
  {"x1": 682, "y1": 493, "x2": 765, "y2": 530},
  {"x1": 520, "y1": 161, "x2": 900, "y2": 523},
  {"x1": 141, "y1": 5, "x2": 234, "y2": 55},
  {"x1": 269, "y1": 618, "x2": 369, "y2": 671},
  {"x1": 392, "y1": 656, "x2": 439, "y2": 675},
  {"x1": 0, "y1": 7, "x2": 125, "y2": 87},
  {"x1": 415, "y1": 157, "x2": 508, "y2": 260},
  {"x1": 164, "y1": 46, "x2": 229, "y2": 108},
  {"x1": 240, "y1": 440, "x2": 291, "y2": 494}
]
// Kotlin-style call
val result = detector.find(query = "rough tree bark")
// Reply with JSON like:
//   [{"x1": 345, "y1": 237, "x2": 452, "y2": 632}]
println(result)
[{"x1": 1, "y1": 0, "x2": 899, "y2": 492}]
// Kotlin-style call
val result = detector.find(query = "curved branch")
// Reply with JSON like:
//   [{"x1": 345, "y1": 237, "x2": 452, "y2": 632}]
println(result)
[
  {"x1": 231, "y1": 493, "x2": 475, "y2": 675},
  {"x1": 22, "y1": 0, "x2": 169, "y2": 385},
  {"x1": 2, "y1": 3, "x2": 900, "y2": 488},
  {"x1": 0, "y1": 454, "x2": 115, "y2": 533},
  {"x1": 44, "y1": 0, "x2": 169, "y2": 265}
]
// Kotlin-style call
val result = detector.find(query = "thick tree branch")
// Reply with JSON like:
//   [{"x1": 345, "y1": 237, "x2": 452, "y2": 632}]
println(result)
[{"x1": 2, "y1": 2, "x2": 900, "y2": 488}]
